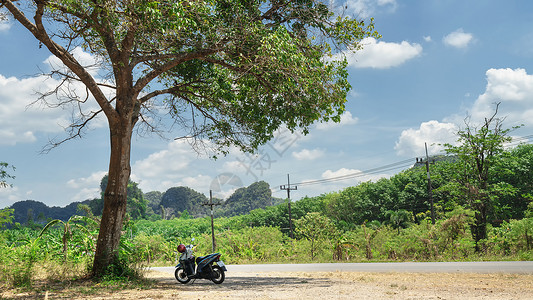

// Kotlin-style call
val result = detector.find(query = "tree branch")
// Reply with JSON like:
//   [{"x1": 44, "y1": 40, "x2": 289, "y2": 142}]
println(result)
[
  {"x1": 2, "y1": 0, "x2": 117, "y2": 121},
  {"x1": 41, "y1": 108, "x2": 104, "y2": 153},
  {"x1": 133, "y1": 48, "x2": 219, "y2": 94}
]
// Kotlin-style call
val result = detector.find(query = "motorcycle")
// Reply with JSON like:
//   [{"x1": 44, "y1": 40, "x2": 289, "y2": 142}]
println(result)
[{"x1": 174, "y1": 243, "x2": 227, "y2": 284}]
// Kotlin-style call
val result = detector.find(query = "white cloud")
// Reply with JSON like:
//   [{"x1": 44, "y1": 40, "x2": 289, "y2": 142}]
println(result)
[
  {"x1": 341, "y1": 37, "x2": 422, "y2": 69},
  {"x1": 322, "y1": 168, "x2": 358, "y2": 179},
  {"x1": 446, "y1": 68, "x2": 533, "y2": 127},
  {"x1": 67, "y1": 171, "x2": 107, "y2": 189},
  {"x1": 316, "y1": 111, "x2": 359, "y2": 130},
  {"x1": 209, "y1": 173, "x2": 244, "y2": 200},
  {"x1": 443, "y1": 28, "x2": 474, "y2": 49},
  {"x1": 180, "y1": 174, "x2": 213, "y2": 194},
  {"x1": 66, "y1": 171, "x2": 107, "y2": 202},
  {"x1": 423, "y1": 36, "x2": 432, "y2": 42},
  {"x1": 294, "y1": 167, "x2": 390, "y2": 195},
  {"x1": 0, "y1": 48, "x2": 110, "y2": 146},
  {"x1": 396, "y1": 68, "x2": 533, "y2": 159},
  {"x1": 395, "y1": 121, "x2": 458, "y2": 157},
  {"x1": 44, "y1": 47, "x2": 103, "y2": 77},
  {"x1": 71, "y1": 187, "x2": 101, "y2": 202},
  {"x1": 263, "y1": 126, "x2": 303, "y2": 156},
  {"x1": 0, "y1": 14, "x2": 11, "y2": 32},
  {"x1": 292, "y1": 148, "x2": 325, "y2": 160},
  {"x1": 0, "y1": 186, "x2": 23, "y2": 208},
  {"x1": 322, "y1": 167, "x2": 388, "y2": 182},
  {"x1": 342, "y1": 0, "x2": 398, "y2": 18},
  {"x1": 131, "y1": 139, "x2": 211, "y2": 193},
  {"x1": 0, "y1": 74, "x2": 71, "y2": 145},
  {"x1": 221, "y1": 160, "x2": 248, "y2": 174}
]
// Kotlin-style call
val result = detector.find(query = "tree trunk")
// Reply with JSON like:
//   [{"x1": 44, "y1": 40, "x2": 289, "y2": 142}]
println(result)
[
  {"x1": 473, "y1": 203, "x2": 488, "y2": 252},
  {"x1": 92, "y1": 117, "x2": 134, "y2": 276}
]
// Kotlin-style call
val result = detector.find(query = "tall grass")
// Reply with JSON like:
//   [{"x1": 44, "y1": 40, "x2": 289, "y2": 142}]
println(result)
[{"x1": 1, "y1": 210, "x2": 531, "y2": 291}]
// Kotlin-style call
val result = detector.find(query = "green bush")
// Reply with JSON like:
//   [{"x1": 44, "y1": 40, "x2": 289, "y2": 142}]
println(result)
[{"x1": 215, "y1": 226, "x2": 288, "y2": 263}]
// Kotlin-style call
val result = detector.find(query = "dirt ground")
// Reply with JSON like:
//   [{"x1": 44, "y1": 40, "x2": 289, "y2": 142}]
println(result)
[{"x1": 3, "y1": 270, "x2": 533, "y2": 299}]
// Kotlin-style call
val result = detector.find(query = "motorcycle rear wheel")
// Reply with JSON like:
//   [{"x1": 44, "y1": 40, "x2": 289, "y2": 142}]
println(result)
[
  {"x1": 175, "y1": 268, "x2": 191, "y2": 284},
  {"x1": 211, "y1": 265, "x2": 225, "y2": 284}
]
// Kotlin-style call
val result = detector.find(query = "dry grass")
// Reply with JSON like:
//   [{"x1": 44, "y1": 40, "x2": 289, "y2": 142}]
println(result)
[{"x1": 2, "y1": 270, "x2": 532, "y2": 299}]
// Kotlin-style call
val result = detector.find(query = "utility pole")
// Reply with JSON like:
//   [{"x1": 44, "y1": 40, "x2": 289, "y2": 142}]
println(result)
[
  {"x1": 424, "y1": 142, "x2": 435, "y2": 225},
  {"x1": 202, "y1": 190, "x2": 220, "y2": 252},
  {"x1": 280, "y1": 174, "x2": 297, "y2": 239}
]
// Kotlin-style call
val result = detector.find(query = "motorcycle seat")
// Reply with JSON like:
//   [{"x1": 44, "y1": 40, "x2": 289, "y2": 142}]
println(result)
[{"x1": 196, "y1": 256, "x2": 207, "y2": 264}]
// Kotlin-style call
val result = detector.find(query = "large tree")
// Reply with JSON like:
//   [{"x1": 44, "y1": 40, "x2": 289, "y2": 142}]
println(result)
[
  {"x1": 444, "y1": 103, "x2": 518, "y2": 251},
  {"x1": 1, "y1": 0, "x2": 379, "y2": 276}
]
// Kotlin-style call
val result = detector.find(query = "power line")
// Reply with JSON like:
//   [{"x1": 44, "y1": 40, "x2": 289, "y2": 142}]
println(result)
[
  {"x1": 286, "y1": 158, "x2": 416, "y2": 188},
  {"x1": 505, "y1": 134, "x2": 533, "y2": 149},
  {"x1": 275, "y1": 134, "x2": 532, "y2": 191}
]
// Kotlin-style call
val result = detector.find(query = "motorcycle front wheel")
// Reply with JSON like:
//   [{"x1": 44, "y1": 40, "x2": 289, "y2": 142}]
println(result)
[
  {"x1": 210, "y1": 265, "x2": 225, "y2": 284},
  {"x1": 174, "y1": 267, "x2": 191, "y2": 284}
]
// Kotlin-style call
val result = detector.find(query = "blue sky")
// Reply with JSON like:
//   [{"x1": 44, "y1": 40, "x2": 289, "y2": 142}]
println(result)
[{"x1": 1, "y1": 0, "x2": 533, "y2": 208}]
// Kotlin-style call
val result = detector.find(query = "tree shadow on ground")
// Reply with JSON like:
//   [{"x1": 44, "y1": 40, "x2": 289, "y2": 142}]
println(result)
[
  {"x1": 1, "y1": 273, "x2": 334, "y2": 299},
  {"x1": 155, "y1": 274, "x2": 332, "y2": 290}
]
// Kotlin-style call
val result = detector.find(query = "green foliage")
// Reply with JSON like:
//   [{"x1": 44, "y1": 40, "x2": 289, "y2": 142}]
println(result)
[
  {"x1": 214, "y1": 226, "x2": 288, "y2": 263},
  {"x1": 295, "y1": 212, "x2": 338, "y2": 259},
  {"x1": 38, "y1": 213, "x2": 99, "y2": 260},
  {"x1": 21, "y1": 0, "x2": 380, "y2": 154},
  {"x1": 443, "y1": 105, "x2": 519, "y2": 248},
  {"x1": 238, "y1": 194, "x2": 324, "y2": 235},
  {"x1": 130, "y1": 233, "x2": 174, "y2": 264},
  {"x1": 94, "y1": 175, "x2": 148, "y2": 220},
  {"x1": 491, "y1": 144, "x2": 533, "y2": 220},
  {"x1": 488, "y1": 218, "x2": 533, "y2": 256},
  {"x1": 134, "y1": 217, "x2": 213, "y2": 239},
  {"x1": 0, "y1": 208, "x2": 14, "y2": 229},
  {"x1": 144, "y1": 191, "x2": 163, "y2": 215},
  {"x1": 0, "y1": 161, "x2": 15, "y2": 188},
  {"x1": 4, "y1": 0, "x2": 381, "y2": 278},
  {"x1": 3, "y1": 137, "x2": 533, "y2": 287},
  {"x1": 385, "y1": 210, "x2": 413, "y2": 233}
]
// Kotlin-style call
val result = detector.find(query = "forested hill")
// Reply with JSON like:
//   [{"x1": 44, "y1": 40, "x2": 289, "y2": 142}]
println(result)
[
  {"x1": 6, "y1": 180, "x2": 284, "y2": 225},
  {"x1": 9, "y1": 199, "x2": 92, "y2": 225},
  {"x1": 149, "y1": 181, "x2": 285, "y2": 219}
]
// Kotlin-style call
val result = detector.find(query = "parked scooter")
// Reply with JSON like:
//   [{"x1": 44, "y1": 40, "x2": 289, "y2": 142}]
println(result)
[{"x1": 175, "y1": 243, "x2": 227, "y2": 284}]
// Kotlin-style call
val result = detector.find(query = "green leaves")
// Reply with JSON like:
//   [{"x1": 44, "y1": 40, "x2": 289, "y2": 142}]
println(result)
[
  {"x1": 0, "y1": 208, "x2": 15, "y2": 229},
  {"x1": 14, "y1": 0, "x2": 380, "y2": 155},
  {"x1": 442, "y1": 104, "x2": 522, "y2": 248},
  {"x1": 0, "y1": 162, "x2": 15, "y2": 188}
]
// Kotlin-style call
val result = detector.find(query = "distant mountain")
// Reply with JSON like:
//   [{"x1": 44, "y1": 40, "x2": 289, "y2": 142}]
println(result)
[
  {"x1": 6, "y1": 181, "x2": 285, "y2": 225},
  {"x1": 156, "y1": 181, "x2": 284, "y2": 219},
  {"x1": 9, "y1": 199, "x2": 92, "y2": 225},
  {"x1": 159, "y1": 186, "x2": 208, "y2": 219},
  {"x1": 215, "y1": 181, "x2": 284, "y2": 217}
]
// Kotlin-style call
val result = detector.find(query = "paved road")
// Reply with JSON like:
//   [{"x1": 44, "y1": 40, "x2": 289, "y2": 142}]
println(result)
[{"x1": 153, "y1": 261, "x2": 533, "y2": 274}]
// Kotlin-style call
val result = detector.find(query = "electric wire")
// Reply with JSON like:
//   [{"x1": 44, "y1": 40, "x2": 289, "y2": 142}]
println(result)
[
  {"x1": 292, "y1": 158, "x2": 416, "y2": 187},
  {"x1": 275, "y1": 134, "x2": 532, "y2": 191}
]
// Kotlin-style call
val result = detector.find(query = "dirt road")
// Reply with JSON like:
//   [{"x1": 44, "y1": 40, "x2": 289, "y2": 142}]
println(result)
[
  {"x1": 3, "y1": 268, "x2": 532, "y2": 299},
  {"x1": 83, "y1": 269, "x2": 533, "y2": 299}
]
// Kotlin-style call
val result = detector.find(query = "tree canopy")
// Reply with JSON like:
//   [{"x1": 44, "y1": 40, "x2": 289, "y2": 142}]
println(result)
[
  {"x1": 2, "y1": 0, "x2": 380, "y2": 277},
  {"x1": 443, "y1": 104, "x2": 519, "y2": 250}
]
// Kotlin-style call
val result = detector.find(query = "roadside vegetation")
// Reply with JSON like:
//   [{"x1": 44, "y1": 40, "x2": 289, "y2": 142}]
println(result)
[
  {"x1": 2, "y1": 145, "x2": 533, "y2": 291},
  {"x1": 1, "y1": 113, "x2": 532, "y2": 295}
]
